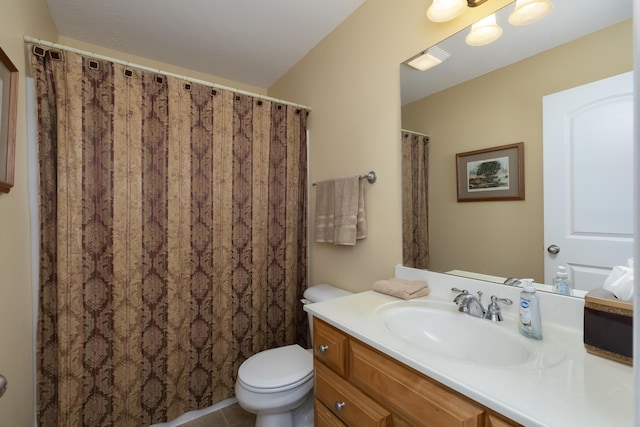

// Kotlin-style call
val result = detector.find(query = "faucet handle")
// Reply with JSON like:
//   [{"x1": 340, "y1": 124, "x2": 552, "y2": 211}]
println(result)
[
  {"x1": 484, "y1": 295, "x2": 513, "y2": 321},
  {"x1": 451, "y1": 288, "x2": 469, "y2": 310},
  {"x1": 492, "y1": 295, "x2": 513, "y2": 305}
]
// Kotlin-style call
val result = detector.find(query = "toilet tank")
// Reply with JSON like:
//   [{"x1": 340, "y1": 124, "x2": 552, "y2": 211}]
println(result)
[
  {"x1": 301, "y1": 284, "x2": 352, "y2": 340},
  {"x1": 302, "y1": 284, "x2": 352, "y2": 304}
]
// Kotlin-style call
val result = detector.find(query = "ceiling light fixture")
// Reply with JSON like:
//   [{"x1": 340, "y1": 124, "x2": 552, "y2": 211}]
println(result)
[
  {"x1": 466, "y1": 0, "x2": 489, "y2": 6},
  {"x1": 508, "y1": 0, "x2": 553, "y2": 26},
  {"x1": 427, "y1": 0, "x2": 467, "y2": 22},
  {"x1": 465, "y1": 13, "x2": 503, "y2": 46},
  {"x1": 427, "y1": 0, "x2": 490, "y2": 23},
  {"x1": 407, "y1": 46, "x2": 451, "y2": 71}
]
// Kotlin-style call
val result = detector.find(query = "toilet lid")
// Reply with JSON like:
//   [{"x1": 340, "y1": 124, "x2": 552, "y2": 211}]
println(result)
[{"x1": 237, "y1": 344, "x2": 313, "y2": 392}]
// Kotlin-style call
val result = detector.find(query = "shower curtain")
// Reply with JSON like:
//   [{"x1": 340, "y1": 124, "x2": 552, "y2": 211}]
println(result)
[
  {"x1": 401, "y1": 131, "x2": 430, "y2": 269},
  {"x1": 32, "y1": 48, "x2": 309, "y2": 427}
]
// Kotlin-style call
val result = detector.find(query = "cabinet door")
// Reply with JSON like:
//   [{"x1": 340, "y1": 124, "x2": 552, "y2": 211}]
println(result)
[
  {"x1": 486, "y1": 412, "x2": 523, "y2": 427},
  {"x1": 349, "y1": 340, "x2": 484, "y2": 427},
  {"x1": 313, "y1": 318, "x2": 348, "y2": 376},
  {"x1": 315, "y1": 361, "x2": 391, "y2": 427}
]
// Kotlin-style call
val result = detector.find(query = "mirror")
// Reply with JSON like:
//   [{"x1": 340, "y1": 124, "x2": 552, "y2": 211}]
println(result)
[
  {"x1": 0, "y1": 47, "x2": 17, "y2": 193},
  {"x1": 400, "y1": 0, "x2": 633, "y2": 296}
]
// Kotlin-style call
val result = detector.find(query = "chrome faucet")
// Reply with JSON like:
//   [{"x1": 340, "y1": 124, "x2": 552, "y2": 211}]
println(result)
[
  {"x1": 451, "y1": 288, "x2": 485, "y2": 318},
  {"x1": 503, "y1": 277, "x2": 521, "y2": 286},
  {"x1": 452, "y1": 288, "x2": 470, "y2": 306},
  {"x1": 484, "y1": 295, "x2": 513, "y2": 321},
  {"x1": 451, "y1": 288, "x2": 512, "y2": 321}
]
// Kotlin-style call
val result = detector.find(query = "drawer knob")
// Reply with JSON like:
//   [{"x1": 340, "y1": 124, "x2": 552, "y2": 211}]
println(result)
[
  {"x1": 335, "y1": 401, "x2": 346, "y2": 412},
  {"x1": 318, "y1": 344, "x2": 329, "y2": 354}
]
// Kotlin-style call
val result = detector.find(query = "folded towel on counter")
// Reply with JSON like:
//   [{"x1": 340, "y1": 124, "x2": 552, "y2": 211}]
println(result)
[{"x1": 372, "y1": 278, "x2": 430, "y2": 300}]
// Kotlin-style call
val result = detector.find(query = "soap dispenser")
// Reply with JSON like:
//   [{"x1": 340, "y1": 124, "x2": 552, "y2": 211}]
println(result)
[
  {"x1": 519, "y1": 279, "x2": 542, "y2": 340},
  {"x1": 552, "y1": 266, "x2": 572, "y2": 296}
]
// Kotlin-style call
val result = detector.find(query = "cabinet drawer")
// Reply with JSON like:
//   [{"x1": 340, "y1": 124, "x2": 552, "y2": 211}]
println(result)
[
  {"x1": 313, "y1": 318, "x2": 348, "y2": 376},
  {"x1": 315, "y1": 398, "x2": 348, "y2": 427},
  {"x1": 315, "y1": 361, "x2": 391, "y2": 427},
  {"x1": 349, "y1": 339, "x2": 484, "y2": 427}
]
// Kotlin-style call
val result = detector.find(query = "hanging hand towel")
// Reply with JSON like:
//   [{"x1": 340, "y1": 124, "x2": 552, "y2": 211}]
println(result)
[
  {"x1": 356, "y1": 178, "x2": 367, "y2": 240},
  {"x1": 314, "y1": 180, "x2": 335, "y2": 243},
  {"x1": 373, "y1": 278, "x2": 430, "y2": 300},
  {"x1": 334, "y1": 175, "x2": 366, "y2": 245}
]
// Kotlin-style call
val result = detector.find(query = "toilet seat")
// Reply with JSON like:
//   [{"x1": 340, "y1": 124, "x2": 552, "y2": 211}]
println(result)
[{"x1": 237, "y1": 344, "x2": 313, "y2": 393}]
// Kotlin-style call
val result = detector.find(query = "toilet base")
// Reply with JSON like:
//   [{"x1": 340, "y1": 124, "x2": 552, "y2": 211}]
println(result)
[
  {"x1": 255, "y1": 411, "x2": 294, "y2": 427},
  {"x1": 291, "y1": 392, "x2": 314, "y2": 427},
  {"x1": 253, "y1": 392, "x2": 313, "y2": 427},
  {"x1": 235, "y1": 377, "x2": 314, "y2": 427}
]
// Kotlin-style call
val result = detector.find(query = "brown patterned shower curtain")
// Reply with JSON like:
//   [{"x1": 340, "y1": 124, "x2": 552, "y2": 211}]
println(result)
[
  {"x1": 32, "y1": 48, "x2": 308, "y2": 427},
  {"x1": 401, "y1": 131, "x2": 430, "y2": 269}
]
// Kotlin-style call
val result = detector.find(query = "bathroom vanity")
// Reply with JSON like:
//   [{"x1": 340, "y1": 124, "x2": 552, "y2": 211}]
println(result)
[
  {"x1": 313, "y1": 317, "x2": 518, "y2": 426},
  {"x1": 304, "y1": 266, "x2": 633, "y2": 427}
]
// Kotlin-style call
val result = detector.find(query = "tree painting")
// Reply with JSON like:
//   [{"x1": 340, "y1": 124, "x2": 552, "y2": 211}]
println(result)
[{"x1": 467, "y1": 156, "x2": 509, "y2": 191}]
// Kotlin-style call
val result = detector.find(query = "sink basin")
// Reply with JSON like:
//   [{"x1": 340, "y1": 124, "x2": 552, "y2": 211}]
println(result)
[{"x1": 375, "y1": 300, "x2": 564, "y2": 368}]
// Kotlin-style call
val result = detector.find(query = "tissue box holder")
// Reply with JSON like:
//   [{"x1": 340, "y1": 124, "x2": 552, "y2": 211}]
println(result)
[{"x1": 583, "y1": 288, "x2": 633, "y2": 365}]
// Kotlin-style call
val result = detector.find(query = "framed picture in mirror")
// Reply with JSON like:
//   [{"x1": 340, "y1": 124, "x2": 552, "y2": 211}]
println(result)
[
  {"x1": 456, "y1": 142, "x2": 524, "y2": 202},
  {"x1": 0, "y1": 47, "x2": 17, "y2": 194}
]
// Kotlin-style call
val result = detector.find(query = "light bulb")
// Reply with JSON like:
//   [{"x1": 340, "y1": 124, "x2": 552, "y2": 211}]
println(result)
[
  {"x1": 427, "y1": 0, "x2": 467, "y2": 23},
  {"x1": 508, "y1": 0, "x2": 553, "y2": 26},
  {"x1": 465, "y1": 14, "x2": 503, "y2": 46}
]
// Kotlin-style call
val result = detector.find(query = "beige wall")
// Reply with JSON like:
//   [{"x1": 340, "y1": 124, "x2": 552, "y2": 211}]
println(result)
[
  {"x1": 269, "y1": 0, "x2": 513, "y2": 292},
  {"x1": 58, "y1": 37, "x2": 267, "y2": 96},
  {"x1": 0, "y1": 1, "x2": 57, "y2": 426},
  {"x1": 401, "y1": 21, "x2": 632, "y2": 282}
]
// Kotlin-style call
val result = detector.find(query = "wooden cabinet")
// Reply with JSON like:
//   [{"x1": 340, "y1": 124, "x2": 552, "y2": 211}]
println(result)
[
  {"x1": 349, "y1": 339, "x2": 483, "y2": 426},
  {"x1": 486, "y1": 412, "x2": 521, "y2": 427},
  {"x1": 313, "y1": 317, "x2": 522, "y2": 427},
  {"x1": 316, "y1": 397, "x2": 348, "y2": 427},
  {"x1": 313, "y1": 316, "x2": 349, "y2": 376},
  {"x1": 315, "y1": 362, "x2": 391, "y2": 427}
]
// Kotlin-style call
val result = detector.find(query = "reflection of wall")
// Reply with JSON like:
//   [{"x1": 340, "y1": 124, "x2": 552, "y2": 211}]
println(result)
[{"x1": 401, "y1": 20, "x2": 632, "y2": 281}]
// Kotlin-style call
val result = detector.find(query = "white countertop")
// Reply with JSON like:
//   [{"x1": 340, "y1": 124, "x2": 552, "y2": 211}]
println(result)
[{"x1": 304, "y1": 266, "x2": 633, "y2": 427}]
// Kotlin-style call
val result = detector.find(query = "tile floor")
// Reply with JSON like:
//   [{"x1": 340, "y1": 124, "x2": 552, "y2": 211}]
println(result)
[{"x1": 179, "y1": 403, "x2": 255, "y2": 427}]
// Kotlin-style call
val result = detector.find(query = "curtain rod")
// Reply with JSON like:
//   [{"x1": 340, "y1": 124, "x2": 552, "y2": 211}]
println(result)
[
  {"x1": 401, "y1": 128, "x2": 430, "y2": 137},
  {"x1": 23, "y1": 35, "x2": 311, "y2": 111}
]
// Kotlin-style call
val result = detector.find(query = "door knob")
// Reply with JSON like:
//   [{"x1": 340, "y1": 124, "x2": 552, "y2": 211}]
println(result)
[
  {"x1": 547, "y1": 244, "x2": 560, "y2": 254},
  {"x1": 318, "y1": 344, "x2": 329, "y2": 354}
]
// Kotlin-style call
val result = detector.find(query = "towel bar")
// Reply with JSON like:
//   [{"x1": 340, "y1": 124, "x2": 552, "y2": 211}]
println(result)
[{"x1": 312, "y1": 170, "x2": 377, "y2": 186}]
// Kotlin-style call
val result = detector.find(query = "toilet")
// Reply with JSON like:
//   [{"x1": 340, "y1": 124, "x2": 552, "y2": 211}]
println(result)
[{"x1": 235, "y1": 284, "x2": 352, "y2": 427}]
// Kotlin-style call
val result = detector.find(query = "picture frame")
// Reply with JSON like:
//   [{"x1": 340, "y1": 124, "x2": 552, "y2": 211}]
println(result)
[
  {"x1": 0, "y1": 47, "x2": 18, "y2": 194},
  {"x1": 456, "y1": 142, "x2": 524, "y2": 202}
]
